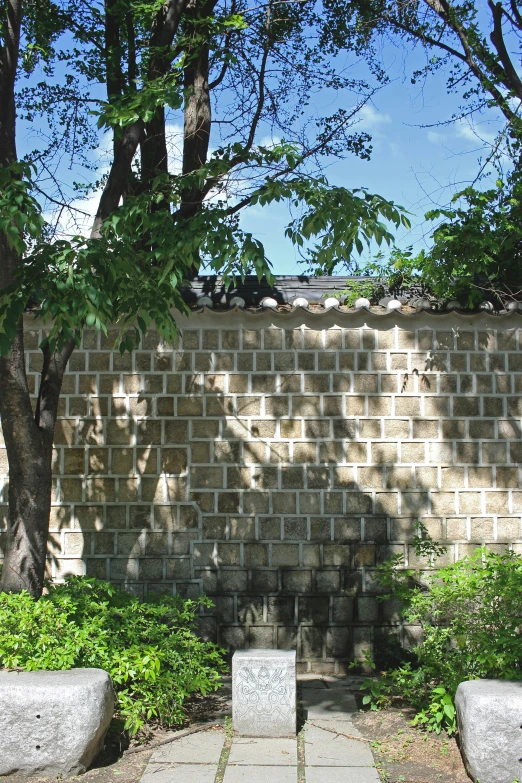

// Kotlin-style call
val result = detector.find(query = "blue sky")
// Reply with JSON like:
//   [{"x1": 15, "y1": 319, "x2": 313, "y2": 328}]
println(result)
[{"x1": 21, "y1": 17, "x2": 507, "y2": 278}]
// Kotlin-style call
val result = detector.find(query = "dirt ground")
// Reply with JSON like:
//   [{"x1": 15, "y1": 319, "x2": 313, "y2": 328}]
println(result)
[
  {"x1": 352, "y1": 707, "x2": 470, "y2": 783},
  {"x1": 0, "y1": 684, "x2": 471, "y2": 783}
]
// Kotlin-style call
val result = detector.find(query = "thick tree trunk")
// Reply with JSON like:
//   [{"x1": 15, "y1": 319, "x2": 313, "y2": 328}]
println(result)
[
  {"x1": 0, "y1": 366, "x2": 54, "y2": 597},
  {"x1": 0, "y1": 310, "x2": 74, "y2": 596},
  {"x1": 180, "y1": 36, "x2": 211, "y2": 218}
]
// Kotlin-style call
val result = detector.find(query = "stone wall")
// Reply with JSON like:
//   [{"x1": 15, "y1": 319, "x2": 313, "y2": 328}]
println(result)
[{"x1": 1, "y1": 310, "x2": 522, "y2": 672}]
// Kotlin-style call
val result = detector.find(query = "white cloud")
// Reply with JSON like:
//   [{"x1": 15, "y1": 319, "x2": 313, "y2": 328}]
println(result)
[
  {"x1": 358, "y1": 104, "x2": 392, "y2": 131},
  {"x1": 455, "y1": 118, "x2": 497, "y2": 145},
  {"x1": 258, "y1": 135, "x2": 282, "y2": 149},
  {"x1": 427, "y1": 130, "x2": 445, "y2": 145}
]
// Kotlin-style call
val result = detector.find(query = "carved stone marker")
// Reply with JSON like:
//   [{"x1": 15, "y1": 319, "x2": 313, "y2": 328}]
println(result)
[
  {"x1": 0, "y1": 668, "x2": 114, "y2": 776},
  {"x1": 232, "y1": 649, "x2": 296, "y2": 737}
]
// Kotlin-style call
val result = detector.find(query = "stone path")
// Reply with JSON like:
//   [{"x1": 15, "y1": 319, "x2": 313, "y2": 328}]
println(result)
[{"x1": 139, "y1": 677, "x2": 380, "y2": 783}]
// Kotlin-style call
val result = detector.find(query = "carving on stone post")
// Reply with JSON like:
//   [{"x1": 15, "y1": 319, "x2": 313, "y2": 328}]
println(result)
[{"x1": 232, "y1": 649, "x2": 296, "y2": 737}]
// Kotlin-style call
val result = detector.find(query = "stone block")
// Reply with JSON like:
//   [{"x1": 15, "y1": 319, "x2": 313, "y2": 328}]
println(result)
[
  {"x1": 0, "y1": 668, "x2": 113, "y2": 776},
  {"x1": 456, "y1": 679, "x2": 522, "y2": 783},
  {"x1": 232, "y1": 649, "x2": 296, "y2": 737}
]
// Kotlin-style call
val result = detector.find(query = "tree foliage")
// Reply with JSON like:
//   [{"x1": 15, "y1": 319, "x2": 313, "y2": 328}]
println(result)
[{"x1": 323, "y1": 0, "x2": 522, "y2": 306}]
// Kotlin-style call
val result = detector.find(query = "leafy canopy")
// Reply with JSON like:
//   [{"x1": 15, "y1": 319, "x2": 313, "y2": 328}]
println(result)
[{"x1": 0, "y1": 0, "x2": 411, "y2": 355}]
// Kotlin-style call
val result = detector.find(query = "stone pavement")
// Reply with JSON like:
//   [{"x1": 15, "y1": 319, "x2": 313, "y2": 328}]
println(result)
[{"x1": 139, "y1": 676, "x2": 380, "y2": 783}]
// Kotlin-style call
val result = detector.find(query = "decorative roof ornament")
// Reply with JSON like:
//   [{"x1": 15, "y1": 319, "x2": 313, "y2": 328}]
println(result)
[
  {"x1": 261, "y1": 297, "x2": 278, "y2": 309},
  {"x1": 292, "y1": 297, "x2": 310, "y2": 309},
  {"x1": 323, "y1": 297, "x2": 340, "y2": 309},
  {"x1": 230, "y1": 296, "x2": 246, "y2": 308},
  {"x1": 354, "y1": 297, "x2": 371, "y2": 309},
  {"x1": 196, "y1": 295, "x2": 213, "y2": 308},
  {"x1": 386, "y1": 299, "x2": 402, "y2": 311}
]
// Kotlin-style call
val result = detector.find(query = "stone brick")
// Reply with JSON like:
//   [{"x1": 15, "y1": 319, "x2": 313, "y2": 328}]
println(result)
[
  {"x1": 251, "y1": 569, "x2": 278, "y2": 592},
  {"x1": 301, "y1": 627, "x2": 324, "y2": 658},
  {"x1": 453, "y1": 397, "x2": 480, "y2": 417},
  {"x1": 334, "y1": 467, "x2": 356, "y2": 487},
  {"x1": 394, "y1": 397, "x2": 421, "y2": 416},
  {"x1": 359, "y1": 419, "x2": 381, "y2": 438},
  {"x1": 244, "y1": 543, "x2": 268, "y2": 567},
  {"x1": 371, "y1": 443, "x2": 398, "y2": 464},
  {"x1": 305, "y1": 518, "x2": 328, "y2": 542},
  {"x1": 281, "y1": 467, "x2": 304, "y2": 488},
  {"x1": 458, "y1": 493, "x2": 482, "y2": 514},
  {"x1": 497, "y1": 517, "x2": 521, "y2": 540},
  {"x1": 485, "y1": 492, "x2": 509, "y2": 513},
  {"x1": 470, "y1": 517, "x2": 494, "y2": 540},
  {"x1": 265, "y1": 396, "x2": 289, "y2": 417},
  {"x1": 468, "y1": 467, "x2": 493, "y2": 487},
  {"x1": 323, "y1": 544, "x2": 351, "y2": 567},
  {"x1": 496, "y1": 468, "x2": 519, "y2": 488},
  {"x1": 280, "y1": 419, "x2": 302, "y2": 438},
  {"x1": 283, "y1": 518, "x2": 307, "y2": 540},
  {"x1": 424, "y1": 397, "x2": 449, "y2": 416},
  {"x1": 441, "y1": 467, "x2": 465, "y2": 488},
  {"x1": 272, "y1": 544, "x2": 299, "y2": 566},
  {"x1": 358, "y1": 466, "x2": 384, "y2": 488},
  {"x1": 282, "y1": 570, "x2": 312, "y2": 593},
  {"x1": 190, "y1": 467, "x2": 223, "y2": 489},
  {"x1": 292, "y1": 396, "x2": 321, "y2": 416},
  {"x1": 431, "y1": 493, "x2": 456, "y2": 514},
  {"x1": 384, "y1": 419, "x2": 410, "y2": 439}
]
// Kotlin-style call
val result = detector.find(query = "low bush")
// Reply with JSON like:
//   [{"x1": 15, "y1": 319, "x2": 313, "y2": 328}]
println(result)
[
  {"x1": 0, "y1": 576, "x2": 226, "y2": 736},
  {"x1": 360, "y1": 526, "x2": 522, "y2": 734}
]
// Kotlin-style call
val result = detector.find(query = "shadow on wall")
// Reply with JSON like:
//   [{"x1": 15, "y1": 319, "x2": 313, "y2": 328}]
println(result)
[{"x1": 1, "y1": 322, "x2": 522, "y2": 671}]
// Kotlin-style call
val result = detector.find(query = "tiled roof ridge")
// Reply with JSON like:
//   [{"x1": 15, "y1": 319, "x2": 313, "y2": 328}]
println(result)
[{"x1": 182, "y1": 275, "x2": 520, "y2": 316}]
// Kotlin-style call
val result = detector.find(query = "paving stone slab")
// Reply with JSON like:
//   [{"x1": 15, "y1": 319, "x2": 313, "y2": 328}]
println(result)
[
  {"x1": 309, "y1": 717, "x2": 363, "y2": 738},
  {"x1": 300, "y1": 680, "x2": 328, "y2": 690},
  {"x1": 224, "y1": 765, "x2": 297, "y2": 782},
  {"x1": 150, "y1": 729, "x2": 225, "y2": 764},
  {"x1": 228, "y1": 737, "x2": 297, "y2": 765},
  {"x1": 301, "y1": 688, "x2": 357, "y2": 719},
  {"x1": 139, "y1": 763, "x2": 218, "y2": 783},
  {"x1": 306, "y1": 767, "x2": 380, "y2": 783},
  {"x1": 304, "y1": 723, "x2": 375, "y2": 766}
]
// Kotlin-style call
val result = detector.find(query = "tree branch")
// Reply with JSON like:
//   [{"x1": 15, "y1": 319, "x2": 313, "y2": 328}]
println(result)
[
  {"x1": 422, "y1": 0, "x2": 518, "y2": 122},
  {"x1": 489, "y1": 0, "x2": 522, "y2": 99},
  {"x1": 35, "y1": 337, "x2": 77, "y2": 435}
]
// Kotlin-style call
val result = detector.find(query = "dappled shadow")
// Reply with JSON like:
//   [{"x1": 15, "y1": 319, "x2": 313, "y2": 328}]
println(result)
[{"x1": 1, "y1": 319, "x2": 522, "y2": 671}]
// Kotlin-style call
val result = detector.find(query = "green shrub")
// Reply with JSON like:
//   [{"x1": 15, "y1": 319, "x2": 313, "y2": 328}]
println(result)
[
  {"x1": 0, "y1": 577, "x2": 226, "y2": 736},
  {"x1": 361, "y1": 532, "x2": 522, "y2": 735}
]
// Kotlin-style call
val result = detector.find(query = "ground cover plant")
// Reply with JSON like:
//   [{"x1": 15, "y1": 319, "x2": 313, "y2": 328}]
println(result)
[
  {"x1": 0, "y1": 576, "x2": 226, "y2": 736},
  {"x1": 360, "y1": 526, "x2": 522, "y2": 736}
]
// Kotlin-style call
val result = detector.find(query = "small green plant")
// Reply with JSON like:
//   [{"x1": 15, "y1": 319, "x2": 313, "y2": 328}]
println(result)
[
  {"x1": 411, "y1": 686, "x2": 456, "y2": 735},
  {"x1": 332, "y1": 247, "x2": 426, "y2": 306},
  {"x1": 357, "y1": 526, "x2": 522, "y2": 736},
  {"x1": 0, "y1": 577, "x2": 226, "y2": 736}
]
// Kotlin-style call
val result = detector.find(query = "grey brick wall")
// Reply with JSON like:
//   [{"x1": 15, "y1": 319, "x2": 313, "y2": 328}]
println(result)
[{"x1": 1, "y1": 310, "x2": 522, "y2": 672}]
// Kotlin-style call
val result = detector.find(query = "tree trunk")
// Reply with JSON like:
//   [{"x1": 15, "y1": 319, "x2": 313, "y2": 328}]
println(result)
[
  {"x1": 0, "y1": 312, "x2": 74, "y2": 596},
  {"x1": 0, "y1": 373, "x2": 54, "y2": 597}
]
